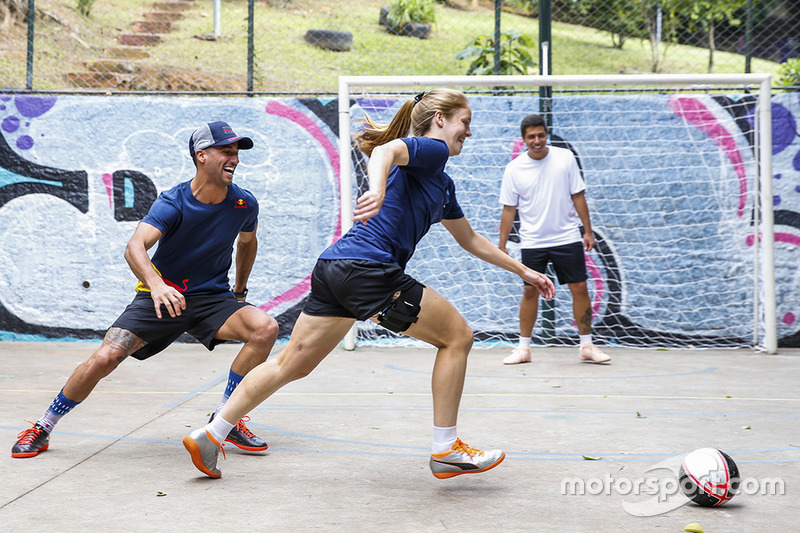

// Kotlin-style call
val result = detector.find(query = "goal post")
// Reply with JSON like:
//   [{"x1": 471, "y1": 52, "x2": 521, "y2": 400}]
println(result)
[{"x1": 338, "y1": 74, "x2": 777, "y2": 354}]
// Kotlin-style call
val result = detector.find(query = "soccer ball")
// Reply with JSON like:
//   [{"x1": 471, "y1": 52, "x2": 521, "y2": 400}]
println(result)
[{"x1": 678, "y1": 448, "x2": 740, "y2": 507}]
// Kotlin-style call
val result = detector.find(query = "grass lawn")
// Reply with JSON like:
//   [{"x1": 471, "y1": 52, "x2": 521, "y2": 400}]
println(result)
[{"x1": 0, "y1": 0, "x2": 781, "y2": 93}]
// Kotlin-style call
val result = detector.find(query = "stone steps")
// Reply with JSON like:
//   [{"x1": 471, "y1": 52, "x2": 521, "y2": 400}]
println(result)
[
  {"x1": 65, "y1": 0, "x2": 196, "y2": 90},
  {"x1": 64, "y1": 72, "x2": 131, "y2": 90}
]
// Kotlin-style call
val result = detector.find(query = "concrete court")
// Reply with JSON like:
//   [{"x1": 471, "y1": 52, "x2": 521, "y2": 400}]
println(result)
[{"x1": 0, "y1": 341, "x2": 797, "y2": 533}]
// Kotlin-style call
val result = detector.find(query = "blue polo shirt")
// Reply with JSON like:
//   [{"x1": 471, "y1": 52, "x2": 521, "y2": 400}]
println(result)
[
  {"x1": 320, "y1": 136, "x2": 464, "y2": 269},
  {"x1": 138, "y1": 181, "x2": 258, "y2": 295}
]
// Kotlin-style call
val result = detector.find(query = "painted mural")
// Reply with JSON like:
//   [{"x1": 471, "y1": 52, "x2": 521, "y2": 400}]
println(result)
[{"x1": 0, "y1": 92, "x2": 797, "y2": 347}]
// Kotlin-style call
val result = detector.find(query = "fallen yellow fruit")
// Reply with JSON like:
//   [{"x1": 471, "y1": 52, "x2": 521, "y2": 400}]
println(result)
[{"x1": 684, "y1": 523, "x2": 704, "y2": 533}]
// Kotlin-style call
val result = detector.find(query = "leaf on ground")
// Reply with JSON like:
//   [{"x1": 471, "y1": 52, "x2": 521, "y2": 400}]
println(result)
[
  {"x1": 156, "y1": 492, "x2": 167, "y2": 497},
  {"x1": 636, "y1": 411, "x2": 646, "y2": 418},
  {"x1": 742, "y1": 425, "x2": 751, "y2": 429},
  {"x1": 684, "y1": 522, "x2": 704, "y2": 533},
  {"x1": 582, "y1": 455, "x2": 602, "y2": 461}
]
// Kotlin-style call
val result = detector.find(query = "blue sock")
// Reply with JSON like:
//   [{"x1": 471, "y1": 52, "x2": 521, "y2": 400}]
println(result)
[
  {"x1": 216, "y1": 370, "x2": 244, "y2": 413},
  {"x1": 37, "y1": 390, "x2": 80, "y2": 432}
]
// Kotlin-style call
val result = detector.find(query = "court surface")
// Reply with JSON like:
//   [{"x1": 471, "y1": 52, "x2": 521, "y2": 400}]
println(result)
[{"x1": 1, "y1": 341, "x2": 798, "y2": 532}]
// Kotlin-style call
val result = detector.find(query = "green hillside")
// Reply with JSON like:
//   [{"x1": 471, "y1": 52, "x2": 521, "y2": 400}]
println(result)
[{"x1": 0, "y1": 0, "x2": 781, "y2": 93}]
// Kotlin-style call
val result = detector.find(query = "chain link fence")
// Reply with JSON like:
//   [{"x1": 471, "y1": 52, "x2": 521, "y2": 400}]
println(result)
[{"x1": 1, "y1": 0, "x2": 798, "y2": 94}]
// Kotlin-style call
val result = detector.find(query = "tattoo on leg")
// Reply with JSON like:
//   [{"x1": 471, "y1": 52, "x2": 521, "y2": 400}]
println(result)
[
  {"x1": 103, "y1": 327, "x2": 146, "y2": 361},
  {"x1": 578, "y1": 308, "x2": 593, "y2": 335}
]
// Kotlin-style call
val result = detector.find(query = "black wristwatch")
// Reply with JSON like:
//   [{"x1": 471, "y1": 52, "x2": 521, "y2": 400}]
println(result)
[{"x1": 233, "y1": 288, "x2": 248, "y2": 299}]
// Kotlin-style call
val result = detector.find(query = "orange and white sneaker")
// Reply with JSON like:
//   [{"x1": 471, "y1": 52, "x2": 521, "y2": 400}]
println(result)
[
  {"x1": 503, "y1": 346, "x2": 532, "y2": 365},
  {"x1": 579, "y1": 343, "x2": 611, "y2": 364},
  {"x1": 429, "y1": 439, "x2": 505, "y2": 479}
]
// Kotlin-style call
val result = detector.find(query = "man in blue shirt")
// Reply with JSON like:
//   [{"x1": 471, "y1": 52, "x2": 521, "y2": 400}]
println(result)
[{"x1": 13, "y1": 121, "x2": 278, "y2": 459}]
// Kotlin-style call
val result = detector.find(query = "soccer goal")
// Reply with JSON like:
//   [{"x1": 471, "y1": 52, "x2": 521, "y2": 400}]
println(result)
[{"x1": 337, "y1": 74, "x2": 777, "y2": 354}]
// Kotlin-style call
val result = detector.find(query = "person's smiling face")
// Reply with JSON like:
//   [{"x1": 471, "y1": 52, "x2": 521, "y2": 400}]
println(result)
[
  {"x1": 439, "y1": 106, "x2": 473, "y2": 156},
  {"x1": 523, "y1": 125, "x2": 549, "y2": 160},
  {"x1": 202, "y1": 143, "x2": 241, "y2": 185}
]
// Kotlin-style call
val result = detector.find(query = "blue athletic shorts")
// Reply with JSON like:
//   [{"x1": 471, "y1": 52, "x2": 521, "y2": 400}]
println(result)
[
  {"x1": 111, "y1": 291, "x2": 251, "y2": 360},
  {"x1": 521, "y1": 241, "x2": 587, "y2": 286},
  {"x1": 303, "y1": 259, "x2": 423, "y2": 321}
]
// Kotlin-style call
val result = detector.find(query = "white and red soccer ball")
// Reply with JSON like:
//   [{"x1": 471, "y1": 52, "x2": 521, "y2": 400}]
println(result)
[{"x1": 679, "y1": 448, "x2": 740, "y2": 507}]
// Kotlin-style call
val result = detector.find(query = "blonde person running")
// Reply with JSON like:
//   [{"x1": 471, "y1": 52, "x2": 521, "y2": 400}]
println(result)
[{"x1": 183, "y1": 89, "x2": 555, "y2": 479}]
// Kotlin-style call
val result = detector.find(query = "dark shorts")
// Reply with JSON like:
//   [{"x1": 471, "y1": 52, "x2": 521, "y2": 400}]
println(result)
[
  {"x1": 111, "y1": 291, "x2": 251, "y2": 360},
  {"x1": 303, "y1": 259, "x2": 424, "y2": 321},
  {"x1": 521, "y1": 241, "x2": 588, "y2": 286}
]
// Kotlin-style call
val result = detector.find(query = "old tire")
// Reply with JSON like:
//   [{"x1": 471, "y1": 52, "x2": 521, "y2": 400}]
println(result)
[{"x1": 304, "y1": 29, "x2": 353, "y2": 52}]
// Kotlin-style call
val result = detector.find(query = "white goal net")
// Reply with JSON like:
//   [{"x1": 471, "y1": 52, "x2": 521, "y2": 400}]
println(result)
[{"x1": 337, "y1": 74, "x2": 777, "y2": 353}]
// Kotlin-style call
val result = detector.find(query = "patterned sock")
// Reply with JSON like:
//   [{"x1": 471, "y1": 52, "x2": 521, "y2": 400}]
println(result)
[
  {"x1": 215, "y1": 369, "x2": 244, "y2": 414},
  {"x1": 36, "y1": 390, "x2": 80, "y2": 433}
]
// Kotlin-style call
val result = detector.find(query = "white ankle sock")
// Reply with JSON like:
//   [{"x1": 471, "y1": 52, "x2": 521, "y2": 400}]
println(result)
[
  {"x1": 518, "y1": 336, "x2": 531, "y2": 348},
  {"x1": 207, "y1": 415, "x2": 236, "y2": 444},
  {"x1": 432, "y1": 425, "x2": 457, "y2": 453},
  {"x1": 579, "y1": 334, "x2": 592, "y2": 346}
]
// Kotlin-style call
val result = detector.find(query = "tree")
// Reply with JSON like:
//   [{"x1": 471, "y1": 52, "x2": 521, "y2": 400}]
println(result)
[
  {"x1": 571, "y1": 0, "x2": 643, "y2": 50},
  {"x1": 636, "y1": 0, "x2": 695, "y2": 73},
  {"x1": 684, "y1": 0, "x2": 748, "y2": 73}
]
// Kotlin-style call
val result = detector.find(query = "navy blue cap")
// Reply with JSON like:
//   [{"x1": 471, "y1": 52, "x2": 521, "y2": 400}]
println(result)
[{"x1": 189, "y1": 121, "x2": 254, "y2": 157}]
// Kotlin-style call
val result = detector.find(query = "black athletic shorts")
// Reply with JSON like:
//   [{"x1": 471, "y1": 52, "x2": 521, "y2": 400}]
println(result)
[
  {"x1": 521, "y1": 241, "x2": 588, "y2": 286},
  {"x1": 303, "y1": 259, "x2": 424, "y2": 321},
  {"x1": 111, "y1": 291, "x2": 252, "y2": 360}
]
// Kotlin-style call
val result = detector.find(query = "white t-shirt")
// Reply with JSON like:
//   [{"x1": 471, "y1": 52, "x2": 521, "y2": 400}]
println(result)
[{"x1": 499, "y1": 145, "x2": 586, "y2": 249}]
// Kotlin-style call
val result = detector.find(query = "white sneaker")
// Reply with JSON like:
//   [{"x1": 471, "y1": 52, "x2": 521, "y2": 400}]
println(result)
[
  {"x1": 429, "y1": 439, "x2": 505, "y2": 479},
  {"x1": 579, "y1": 343, "x2": 611, "y2": 364},
  {"x1": 503, "y1": 346, "x2": 532, "y2": 365}
]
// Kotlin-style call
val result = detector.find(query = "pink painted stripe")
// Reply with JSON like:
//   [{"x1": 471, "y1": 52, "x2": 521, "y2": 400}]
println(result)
[
  {"x1": 669, "y1": 96, "x2": 748, "y2": 217},
  {"x1": 258, "y1": 101, "x2": 342, "y2": 314},
  {"x1": 102, "y1": 173, "x2": 113, "y2": 210},
  {"x1": 776, "y1": 232, "x2": 800, "y2": 247}
]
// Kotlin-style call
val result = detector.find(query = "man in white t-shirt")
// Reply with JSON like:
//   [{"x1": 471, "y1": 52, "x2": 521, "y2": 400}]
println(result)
[{"x1": 498, "y1": 114, "x2": 610, "y2": 365}]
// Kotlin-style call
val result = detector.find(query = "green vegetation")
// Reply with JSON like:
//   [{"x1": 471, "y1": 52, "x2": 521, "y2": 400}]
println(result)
[
  {"x1": 386, "y1": 0, "x2": 437, "y2": 25},
  {"x1": 0, "y1": 0, "x2": 781, "y2": 93},
  {"x1": 76, "y1": 0, "x2": 95, "y2": 17},
  {"x1": 777, "y1": 58, "x2": 800, "y2": 88},
  {"x1": 456, "y1": 30, "x2": 537, "y2": 75}
]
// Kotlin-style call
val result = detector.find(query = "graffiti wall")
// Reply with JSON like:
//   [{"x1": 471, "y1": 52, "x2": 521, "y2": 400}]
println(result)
[{"x1": 0, "y1": 93, "x2": 797, "y2": 347}]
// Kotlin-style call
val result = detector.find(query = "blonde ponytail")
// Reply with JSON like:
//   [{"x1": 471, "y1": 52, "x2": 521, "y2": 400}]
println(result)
[{"x1": 354, "y1": 88, "x2": 469, "y2": 157}]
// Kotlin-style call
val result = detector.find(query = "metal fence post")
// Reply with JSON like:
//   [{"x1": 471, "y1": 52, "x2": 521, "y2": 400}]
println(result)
[
  {"x1": 247, "y1": 0, "x2": 254, "y2": 95},
  {"x1": 493, "y1": 0, "x2": 501, "y2": 75},
  {"x1": 26, "y1": 0, "x2": 35, "y2": 90},
  {"x1": 214, "y1": 0, "x2": 222, "y2": 38},
  {"x1": 745, "y1": 0, "x2": 753, "y2": 73},
  {"x1": 539, "y1": 0, "x2": 555, "y2": 343}
]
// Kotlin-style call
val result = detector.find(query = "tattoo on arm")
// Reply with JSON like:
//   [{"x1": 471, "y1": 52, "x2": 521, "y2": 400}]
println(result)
[{"x1": 103, "y1": 327, "x2": 147, "y2": 362}]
